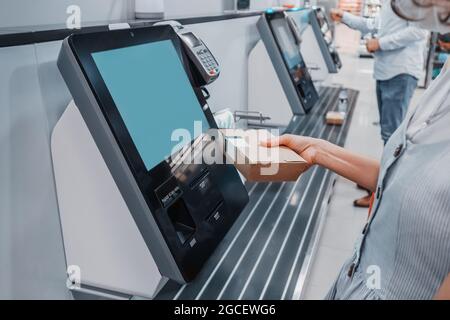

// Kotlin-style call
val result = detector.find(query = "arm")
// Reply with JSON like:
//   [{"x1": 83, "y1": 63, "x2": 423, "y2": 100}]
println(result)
[
  {"x1": 341, "y1": 11, "x2": 379, "y2": 36},
  {"x1": 263, "y1": 135, "x2": 380, "y2": 192},
  {"x1": 330, "y1": 9, "x2": 379, "y2": 36},
  {"x1": 378, "y1": 26, "x2": 428, "y2": 51},
  {"x1": 315, "y1": 140, "x2": 380, "y2": 192},
  {"x1": 434, "y1": 273, "x2": 450, "y2": 300}
]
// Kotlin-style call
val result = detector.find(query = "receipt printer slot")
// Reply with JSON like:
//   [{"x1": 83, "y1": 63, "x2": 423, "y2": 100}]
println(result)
[{"x1": 167, "y1": 198, "x2": 196, "y2": 245}]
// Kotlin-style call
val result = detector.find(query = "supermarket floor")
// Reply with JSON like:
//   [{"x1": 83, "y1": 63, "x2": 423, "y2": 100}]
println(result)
[{"x1": 302, "y1": 25, "x2": 425, "y2": 299}]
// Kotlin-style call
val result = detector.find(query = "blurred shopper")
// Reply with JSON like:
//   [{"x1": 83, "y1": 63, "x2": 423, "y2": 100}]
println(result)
[
  {"x1": 331, "y1": 1, "x2": 428, "y2": 207},
  {"x1": 264, "y1": 0, "x2": 450, "y2": 299}
]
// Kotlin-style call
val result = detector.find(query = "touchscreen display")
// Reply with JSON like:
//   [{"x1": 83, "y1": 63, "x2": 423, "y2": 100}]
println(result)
[
  {"x1": 269, "y1": 15, "x2": 318, "y2": 113},
  {"x1": 271, "y1": 18, "x2": 311, "y2": 85},
  {"x1": 92, "y1": 40, "x2": 210, "y2": 171},
  {"x1": 271, "y1": 18, "x2": 302, "y2": 71}
]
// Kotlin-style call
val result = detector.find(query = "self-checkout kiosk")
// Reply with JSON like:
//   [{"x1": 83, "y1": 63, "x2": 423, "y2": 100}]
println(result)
[
  {"x1": 52, "y1": 24, "x2": 248, "y2": 299},
  {"x1": 287, "y1": 7, "x2": 342, "y2": 80},
  {"x1": 248, "y1": 8, "x2": 342, "y2": 128},
  {"x1": 249, "y1": 10, "x2": 319, "y2": 127}
]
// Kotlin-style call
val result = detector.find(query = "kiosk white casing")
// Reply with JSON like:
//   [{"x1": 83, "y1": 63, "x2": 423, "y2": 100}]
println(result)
[
  {"x1": 248, "y1": 39, "x2": 294, "y2": 127},
  {"x1": 297, "y1": 24, "x2": 330, "y2": 82},
  {"x1": 51, "y1": 101, "x2": 167, "y2": 299}
]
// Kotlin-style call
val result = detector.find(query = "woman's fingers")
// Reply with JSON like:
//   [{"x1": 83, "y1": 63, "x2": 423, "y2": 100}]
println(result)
[
  {"x1": 260, "y1": 135, "x2": 290, "y2": 148},
  {"x1": 260, "y1": 137, "x2": 279, "y2": 147}
]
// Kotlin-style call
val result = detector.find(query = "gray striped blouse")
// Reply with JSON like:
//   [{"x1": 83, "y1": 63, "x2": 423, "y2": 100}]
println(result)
[{"x1": 326, "y1": 64, "x2": 450, "y2": 300}]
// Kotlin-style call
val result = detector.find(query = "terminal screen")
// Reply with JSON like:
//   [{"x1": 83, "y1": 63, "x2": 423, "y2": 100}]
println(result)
[
  {"x1": 271, "y1": 18, "x2": 312, "y2": 87},
  {"x1": 92, "y1": 40, "x2": 210, "y2": 171},
  {"x1": 269, "y1": 15, "x2": 318, "y2": 113},
  {"x1": 271, "y1": 18, "x2": 302, "y2": 71}
]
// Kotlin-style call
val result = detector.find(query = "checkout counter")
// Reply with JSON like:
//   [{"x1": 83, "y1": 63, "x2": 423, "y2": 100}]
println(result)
[
  {"x1": 156, "y1": 9, "x2": 357, "y2": 300},
  {"x1": 155, "y1": 10, "x2": 358, "y2": 300}
]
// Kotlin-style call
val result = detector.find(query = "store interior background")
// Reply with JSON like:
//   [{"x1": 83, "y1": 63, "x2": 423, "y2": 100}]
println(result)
[{"x1": 0, "y1": 0, "x2": 432, "y2": 299}]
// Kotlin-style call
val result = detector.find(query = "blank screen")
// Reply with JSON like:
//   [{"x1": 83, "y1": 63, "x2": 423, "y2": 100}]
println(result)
[
  {"x1": 92, "y1": 40, "x2": 210, "y2": 171},
  {"x1": 271, "y1": 18, "x2": 302, "y2": 70}
]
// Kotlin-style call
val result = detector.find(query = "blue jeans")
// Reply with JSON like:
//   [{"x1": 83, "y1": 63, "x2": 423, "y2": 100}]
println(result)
[{"x1": 376, "y1": 74, "x2": 418, "y2": 144}]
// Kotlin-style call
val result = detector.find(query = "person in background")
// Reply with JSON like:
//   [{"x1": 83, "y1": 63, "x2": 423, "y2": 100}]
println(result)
[
  {"x1": 264, "y1": 0, "x2": 450, "y2": 299},
  {"x1": 330, "y1": 1, "x2": 428, "y2": 208}
]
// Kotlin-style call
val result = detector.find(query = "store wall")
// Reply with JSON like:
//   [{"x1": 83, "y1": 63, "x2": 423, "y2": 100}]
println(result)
[
  {"x1": 0, "y1": 0, "x2": 309, "y2": 29},
  {"x1": 0, "y1": 0, "x2": 228, "y2": 28},
  {"x1": 0, "y1": 0, "x2": 134, "y2": 28}
]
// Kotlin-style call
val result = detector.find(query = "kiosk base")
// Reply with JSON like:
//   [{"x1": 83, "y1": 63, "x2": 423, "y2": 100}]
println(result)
[{"x1": 51, "y1": 101, "x2": 167, "y2": 299}]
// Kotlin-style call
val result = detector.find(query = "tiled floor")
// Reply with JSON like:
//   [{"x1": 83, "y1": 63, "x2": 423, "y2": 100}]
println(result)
[{"x1": 302, "y1": 25, "x2": 424, "y2": 299}]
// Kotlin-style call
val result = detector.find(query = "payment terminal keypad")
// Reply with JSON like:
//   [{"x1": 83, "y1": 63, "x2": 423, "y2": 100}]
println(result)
[{"x1": 197, "y1": 48, "x2": 219, "y2": 76}]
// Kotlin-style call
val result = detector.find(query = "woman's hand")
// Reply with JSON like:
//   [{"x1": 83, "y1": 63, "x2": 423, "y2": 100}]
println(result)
[
  {"x1": 261, "y1": 134, "x2": 326, "y2": 167},
  {"x1": 330, "y1": 8, "x2": 344, "y2": 23},
  {"x1": 434, "y1": 273, "x2": 450, "y2": 300},
  {"x1": 262, "y1": 134, "x2": 380, "y2": 192}
]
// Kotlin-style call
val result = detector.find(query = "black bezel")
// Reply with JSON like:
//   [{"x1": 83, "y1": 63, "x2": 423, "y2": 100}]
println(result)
[
  {"x1": 265, "y1": 11, "x2": 318, "y2": 113},
  {"x1": 68, "y1": 25, "x2": 218, "y2": 187}
]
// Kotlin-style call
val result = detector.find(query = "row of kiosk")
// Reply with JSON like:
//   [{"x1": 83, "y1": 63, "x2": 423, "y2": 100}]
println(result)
[{"x1": 52, "y1": 7, "x2": 344, "y2": 299}]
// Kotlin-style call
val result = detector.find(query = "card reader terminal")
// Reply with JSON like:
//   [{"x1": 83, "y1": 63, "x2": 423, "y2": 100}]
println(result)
[
  {"x1": 182, "y1": 32, "x2": 220, "y2": 77},
  {"x1": 154, "y1": 21, "x2": 220, "y2": 86}
]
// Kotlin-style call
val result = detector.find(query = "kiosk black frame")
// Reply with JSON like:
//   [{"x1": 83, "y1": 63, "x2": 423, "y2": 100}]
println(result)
[{"x1": 58, "y1": 25, "x2": 249, "y2": 283}]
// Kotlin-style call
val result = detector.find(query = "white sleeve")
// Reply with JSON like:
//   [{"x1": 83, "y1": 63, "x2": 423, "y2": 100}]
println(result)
[
  {"x1": 378, "y1": 26, "x2": 428, "y2": 51},
  {"x1": 341, "y1": 11, "x2": 379, "y2": 36}
]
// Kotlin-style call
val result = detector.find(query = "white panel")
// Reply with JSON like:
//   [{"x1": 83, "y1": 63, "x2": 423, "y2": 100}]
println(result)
[
  {"x1": 248, "y1": 40, "x2": 293, "y2": 126},
  {"x1": 0, "y1": 44, "x2": 70, "y2": 299},
  {"x1": 51, "y1": 102, "x2": 164, "y2": 299},
  {"x1": 34, "y1": 41, "x2": 73, "y2": 131},
  {"x1": 300, "y1": 26, "x2": 329, "y2": 82}
]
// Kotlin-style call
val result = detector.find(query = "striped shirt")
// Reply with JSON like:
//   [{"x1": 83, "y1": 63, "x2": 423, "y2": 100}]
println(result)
[{"x1": 326, "y1": 63, "x2": 450, "y2": 300}]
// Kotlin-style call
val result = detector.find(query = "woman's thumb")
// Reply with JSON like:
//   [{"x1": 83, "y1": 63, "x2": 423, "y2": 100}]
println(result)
[{"x1": 260, "y1": 136, "x2": 282, "y2": 148}]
